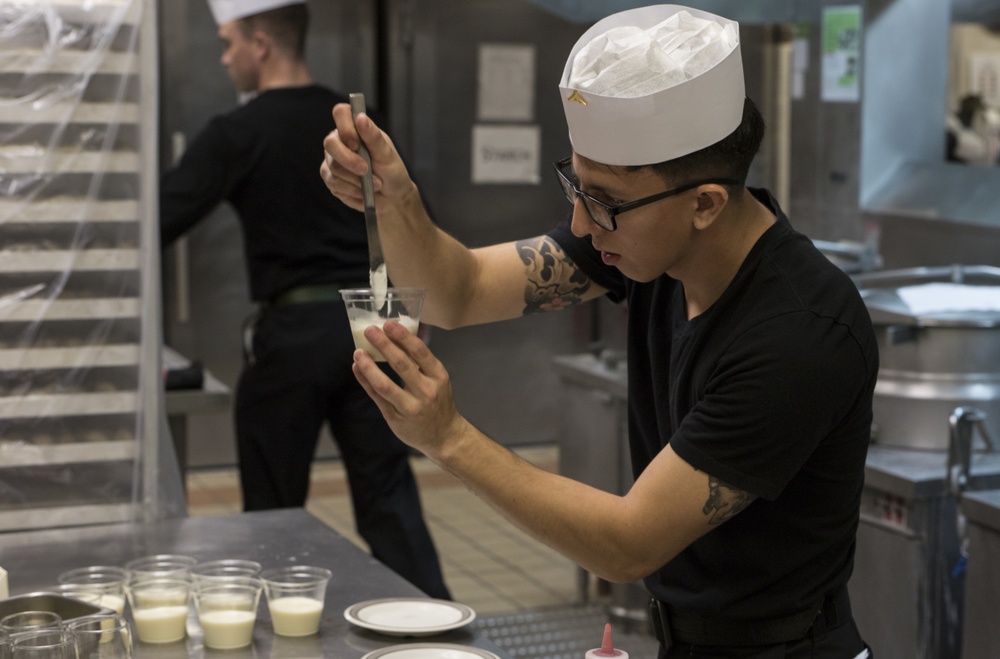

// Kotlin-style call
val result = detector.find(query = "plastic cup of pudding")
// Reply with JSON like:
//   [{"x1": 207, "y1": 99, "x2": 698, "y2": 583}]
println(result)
[
  {"x1": 189, "y1": 560, "x2": 262, "y2": 590},
  {"x1": 192, "y1": 578, "x2": 263, "y2": 650},
  {"x1": 123, "y1": 577, "x2": 190, "y2": 644},
  {"x1": 259, "y1": 566, "x2": 332, "y2": 637},
  {"x1": 57, "y1": 566, "x2": 129, "y2": 615},
  {"x1": 124, "y1": 555, "x2": 196, "y2": 582},
  {"x1": 340, "y1": 288, "x2": 426, "y2": 362}
]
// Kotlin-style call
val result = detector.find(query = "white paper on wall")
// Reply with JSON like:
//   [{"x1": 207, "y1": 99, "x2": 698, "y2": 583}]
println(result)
[
  {"x1": 471, "y1": 124, "x2": 540, "y2": 184},
  {"x1": 477, "y1": 43, "x2": 536, "y2": 122}
]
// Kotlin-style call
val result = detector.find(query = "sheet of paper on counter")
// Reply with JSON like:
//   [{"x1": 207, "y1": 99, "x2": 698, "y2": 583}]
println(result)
[{"x1": 896, "y1": 283, "x2": 1000, "y2": 315}]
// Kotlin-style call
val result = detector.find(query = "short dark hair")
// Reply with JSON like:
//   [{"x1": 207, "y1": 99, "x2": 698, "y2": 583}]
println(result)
[
  {"x1": 238, "y1": 4, "x2": 309, "y2": 59},
  {"x1": 630, "y1": 97, "x2": 766, "y2": 187}
]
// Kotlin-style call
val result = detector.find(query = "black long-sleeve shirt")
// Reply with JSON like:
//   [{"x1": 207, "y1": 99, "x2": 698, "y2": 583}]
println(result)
[{"x1": 160, "y1": 85, "x2": 371, "y2": 302}]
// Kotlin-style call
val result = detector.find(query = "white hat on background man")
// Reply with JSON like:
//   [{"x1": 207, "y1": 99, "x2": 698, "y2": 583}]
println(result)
[
  {"x1": 559, "y1": 4, "x2": 745, "y2": 166},
  {"x1": 207, "y1": 0, "x2": 305, "y2": 26}
]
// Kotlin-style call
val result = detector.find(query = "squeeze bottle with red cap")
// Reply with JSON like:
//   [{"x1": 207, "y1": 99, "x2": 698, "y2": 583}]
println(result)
[{"x1": 586, "y1": 622, "x2": 628, "y2": 659}]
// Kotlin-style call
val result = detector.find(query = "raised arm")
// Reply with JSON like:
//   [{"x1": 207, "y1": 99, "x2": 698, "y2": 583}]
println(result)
[{"x1": 320, "y1": 104, "x2": 605, "y2": 328}]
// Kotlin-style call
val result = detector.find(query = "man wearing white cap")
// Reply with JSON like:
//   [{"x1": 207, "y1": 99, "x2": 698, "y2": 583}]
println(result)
[
  {"x1": 160, "y1": 0, "x2": 450, "y2": 600},
  {"x1": 321, "y1": 4, "x2": 874, "y2": 657}
]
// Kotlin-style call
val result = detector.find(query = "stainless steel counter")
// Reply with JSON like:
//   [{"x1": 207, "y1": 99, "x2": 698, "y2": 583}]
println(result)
[
  {"x1": 864, "y1": 445, "x2": 1000, "y2": 500},
  {"x1": 551, "y1": 353, "x2": 627, "y2": 400},
  {"x1": 0, "y1": 509, "x2": 510, "y2": 659},
  {"x1": 852, "y1": 447, "x2": 1000, "y2": 659},
  {"x1": 162, "y1": 345, "x2": 231, "y2": 475},
  {"x1": 960, "y1": 489, "x2": 1000, "y2": 659},
  {"x1": 162, "y1": 346, "x2": 231, "y2": 418}
]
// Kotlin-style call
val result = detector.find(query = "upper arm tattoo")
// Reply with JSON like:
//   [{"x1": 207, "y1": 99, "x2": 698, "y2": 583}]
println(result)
[
  {"x1": 703, "y1": 476, "x2": 757, "y2": 525},
  {"x1": 515, "y1": 236, "x2": 591, "y2": 314}
]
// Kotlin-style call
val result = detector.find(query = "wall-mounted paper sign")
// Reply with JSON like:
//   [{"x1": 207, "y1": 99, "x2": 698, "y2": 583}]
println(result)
[
  {"x1": 477, "y1": 43, "x2": 535, "y2": 121},
  {"x1": 792, "y1": 30, "x2": 810, "y2": 101},
  {"x1": 969, "y1": 52, "x2": 1000, "y2": 107},
  {"x1": 471, "y1": 124, "x2": 540, "y2": 184},
  {"x1": 821, "y1": 6, "x2": 861, "y2": 103}
]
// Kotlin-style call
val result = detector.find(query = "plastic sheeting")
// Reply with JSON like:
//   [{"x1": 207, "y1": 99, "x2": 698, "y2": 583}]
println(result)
[{"x1": 0, "y1": 0, "x2": 184, "y2": 530}]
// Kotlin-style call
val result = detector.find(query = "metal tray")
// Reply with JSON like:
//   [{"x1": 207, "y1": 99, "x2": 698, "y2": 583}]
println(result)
[{"x1": 0, "y1": 592, "x2": 109, "y2": 622}]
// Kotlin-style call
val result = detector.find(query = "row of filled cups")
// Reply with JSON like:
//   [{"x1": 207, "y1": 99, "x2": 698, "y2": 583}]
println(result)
[
  {"x1": 52, "y1": 555, "x2": 333, "y2": 649},
  {"x1": 0, "y1": 611, "x2": 130, "y2": 659}
]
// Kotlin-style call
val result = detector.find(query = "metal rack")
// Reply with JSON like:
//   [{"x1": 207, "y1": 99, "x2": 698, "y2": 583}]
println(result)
[{"x1": 0, "y1": 0, "x2": 166, "y2": 530}]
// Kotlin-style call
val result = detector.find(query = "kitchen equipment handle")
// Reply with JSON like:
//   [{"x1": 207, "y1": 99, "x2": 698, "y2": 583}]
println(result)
[
  {"x1": 854, "y1": 264, "x2": 1000, "y2": 288},
  {"x1": 171, "y1": 131, "x2": 190, "y2": 323}
]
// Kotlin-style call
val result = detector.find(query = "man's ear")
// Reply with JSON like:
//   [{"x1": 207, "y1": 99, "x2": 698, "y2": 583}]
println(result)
[
  {"x1": 251, "y1": 30, "x2": 271, "y2": 61},
  {"x1": 692, "y1": 185, "x2": 729, "y2": 231}
]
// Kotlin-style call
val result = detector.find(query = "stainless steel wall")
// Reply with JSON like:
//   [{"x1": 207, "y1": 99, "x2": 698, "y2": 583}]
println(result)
[{"x1": 380, "y1": 0, "x2": 598, "y2": 449}]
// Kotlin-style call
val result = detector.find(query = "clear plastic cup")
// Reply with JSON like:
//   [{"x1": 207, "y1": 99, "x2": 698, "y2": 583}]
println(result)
[
  {"x1": 192, "y1": 579, "x2": 263, "y2": 650},
  {"x1": 259, "y1": 567, "x2": 332, "y2": 637},
  {"x1": 65, "y1": 614, "x2": 132, "y2": 659},
  {"x1": 57, "y1": 566, "x2": 129, "y2": 615},
  {"x1": 123, "y1": 555, "x2": 196, "y2": 582},
  {"x1": 341, "y1": 288, "x2": 426, "y2": 361},
  {"x1": 189, "y1": 560, "x2": 262, "y2": 589},
  {"x1": 0, "y1": 612, "x2": 62, "y2": 635},
  {"x1": 9, "y1": 630, "x2": 75, "y2": 659},
  {"x1": 123, "y1": 578, "x2": 190, "y2": 644}
]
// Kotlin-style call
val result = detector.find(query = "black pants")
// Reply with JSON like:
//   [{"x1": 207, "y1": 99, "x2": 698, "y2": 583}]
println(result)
[
  {"x1": 235, "y1": 301, "x2": 450, "y2": 600},
  {"x1": 659, "y1": 618, "x2": 871, "y2": 658}
]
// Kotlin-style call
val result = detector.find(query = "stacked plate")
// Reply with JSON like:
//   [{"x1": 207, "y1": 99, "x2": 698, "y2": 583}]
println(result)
[{"x1": 345, "y1": 598, "x2": 498, "y2": 659}]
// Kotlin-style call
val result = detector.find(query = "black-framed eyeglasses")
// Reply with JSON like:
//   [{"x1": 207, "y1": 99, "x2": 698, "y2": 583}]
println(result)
[{"x1": 552, "y1": 157, "x2": 739, "y2": 232}]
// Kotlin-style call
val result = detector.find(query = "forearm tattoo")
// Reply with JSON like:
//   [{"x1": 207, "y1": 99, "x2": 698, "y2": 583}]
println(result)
[
  {"x1": 515, "y1": 237, "x2": 591, "y2": 314},
  {"x1": 703, "y1": 476, "x2": 757, "y2": 525}
]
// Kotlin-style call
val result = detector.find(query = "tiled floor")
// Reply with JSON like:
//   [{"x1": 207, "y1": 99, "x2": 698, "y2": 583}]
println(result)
[{"x1": 185, "y1": 444, "x2": 587, "y2": 616}]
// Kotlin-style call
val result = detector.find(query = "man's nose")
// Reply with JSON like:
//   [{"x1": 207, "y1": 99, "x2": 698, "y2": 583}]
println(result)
[{"x1": 569, "y1": 198, "x2": 599, "y2": 238}]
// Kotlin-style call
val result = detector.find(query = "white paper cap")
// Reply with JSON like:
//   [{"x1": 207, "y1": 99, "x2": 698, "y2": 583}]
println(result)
[
  {"x1": 560, "y1": 5, "x2": 745, "y2": 166},
  {"x1": 207, "y1": 0, "x2": 305, "y2": 25}
]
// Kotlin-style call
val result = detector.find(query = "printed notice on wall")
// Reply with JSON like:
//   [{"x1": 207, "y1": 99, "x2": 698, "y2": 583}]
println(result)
[
  {"x1": 821, "y1": 6, "x2": 861, "y2": 103},
  {"x1": 472, "y1": 124, "x2": 540, "y2": 184},
  {"x1": 969, "y1": 52, "x2": 1000, "y2": 107},
  {"x1": 791, "y1": 24, "x2": 811, "y2": 101},
  {"x1": 477, "y1": 43, "x2": 535, "y2": 121}
]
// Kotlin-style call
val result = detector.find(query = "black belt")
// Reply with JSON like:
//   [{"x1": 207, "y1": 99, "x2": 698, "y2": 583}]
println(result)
[
  {"x1": 649, "y1": 586, "x2": 851, "y2": 650},
  {"x1": 266, "y1": 283, "x2": 366, "y2": 307}
]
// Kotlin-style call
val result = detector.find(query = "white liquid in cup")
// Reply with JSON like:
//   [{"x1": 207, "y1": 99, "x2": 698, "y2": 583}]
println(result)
[
  {"x1": 134, "y1": 587, "x2": 186, "y2": 608},
  {"x1": 132, "y1": 605, "x2": 188, "y2": 644},
  {"x1": 100, "y1": 594, "x2": 126, "y2": 616},
  {"x1": 199, "y1": 610, "x2": 256, "y2": 649},
  {"x1": 349, "y1": 312, "x2": 419, "y2": 362},
  {"x1": 267, "y1": 597, "x2": 323, "y2": 637}
]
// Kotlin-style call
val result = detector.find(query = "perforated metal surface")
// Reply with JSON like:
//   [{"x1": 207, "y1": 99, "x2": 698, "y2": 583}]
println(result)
[{"x1": 472, "y1": 605, "x2": 661, "y2": 659}]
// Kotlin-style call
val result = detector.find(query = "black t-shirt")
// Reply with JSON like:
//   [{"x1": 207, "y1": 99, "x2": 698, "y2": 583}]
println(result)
[
  {"x1": 160, "y1": 85, "x2": 370, "y2": 302},
  {"x1": 549, "y1": 188, "x2": 878, "y2": 621}
]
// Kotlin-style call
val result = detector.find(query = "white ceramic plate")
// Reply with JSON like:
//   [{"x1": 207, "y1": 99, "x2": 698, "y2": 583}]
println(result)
[
  {"x1": 360, "y1": 644, "x2": 500, "y2": 659},
  {"x1": 344, "y1": 598, "x2": 476, "y2": 637}
]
